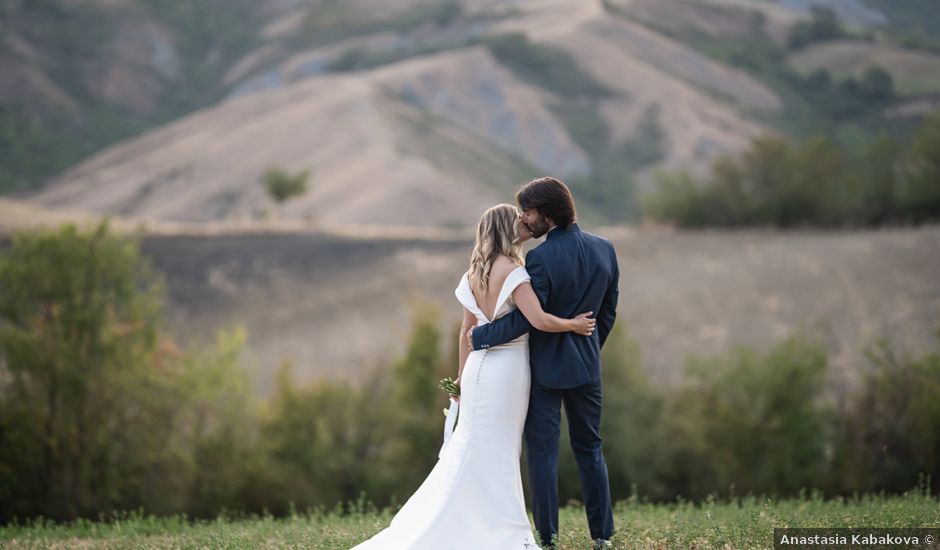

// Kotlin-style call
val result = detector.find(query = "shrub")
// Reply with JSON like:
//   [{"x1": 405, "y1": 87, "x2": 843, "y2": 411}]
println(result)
[
  {"x1": 642, "y1": 110, "x2": 940, "y2": 228},
  {"x1": 262, "y1": 167, "x2": 311, "y2": 205},
  {"x1": 788, "y1": 6, "x2": 845, "y2": 50},
  {"x1": 833, "y1": 330, "x2": 940, "y2": 495},
  {"x1": 659, "y1": 335, "x2": 832, "y2": 499}
]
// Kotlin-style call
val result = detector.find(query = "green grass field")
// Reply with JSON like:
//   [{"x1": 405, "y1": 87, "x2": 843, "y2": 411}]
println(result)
[{"x1": 2, "y1": 488, "x2": 938, "y2": 549}]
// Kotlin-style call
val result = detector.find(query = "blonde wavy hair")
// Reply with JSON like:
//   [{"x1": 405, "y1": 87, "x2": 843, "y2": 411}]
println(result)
[{"x1": 469, "y1": 203, "x2": 525, "y2": 294}]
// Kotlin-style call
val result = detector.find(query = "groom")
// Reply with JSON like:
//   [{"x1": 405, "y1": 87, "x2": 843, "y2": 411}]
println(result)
[{"x1": 469, "y1": 177, "x2": 618, "y2": 548}]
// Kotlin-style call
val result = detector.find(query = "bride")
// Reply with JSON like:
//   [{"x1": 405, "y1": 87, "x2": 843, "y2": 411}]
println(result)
[{"x1": 351, "y1": 204, "x2": 595, "y2": 550}]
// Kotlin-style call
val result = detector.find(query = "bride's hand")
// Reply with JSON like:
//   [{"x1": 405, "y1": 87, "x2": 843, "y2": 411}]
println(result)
[{"x1": 572, "y1": 311, "x2": 595, "y2": 336}]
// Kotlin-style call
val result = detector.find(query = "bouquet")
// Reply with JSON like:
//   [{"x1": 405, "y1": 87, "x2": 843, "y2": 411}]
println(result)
[{"x1": 439, "y1": 376, "x2": 460, "y2": 415}]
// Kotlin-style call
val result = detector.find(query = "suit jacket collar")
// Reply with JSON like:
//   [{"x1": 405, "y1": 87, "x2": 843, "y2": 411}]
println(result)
[{"x1": 546, "y1": 222, "x2": 580, "y2": 240}]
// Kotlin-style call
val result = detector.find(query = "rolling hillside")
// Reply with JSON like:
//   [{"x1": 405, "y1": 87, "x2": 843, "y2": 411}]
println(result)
[
  {"x1": 5, "y1": 0, "x2": 939, "y2": 226},
  {"x1": 19, "y1": 28, "x2": 770, "y2": 226}
]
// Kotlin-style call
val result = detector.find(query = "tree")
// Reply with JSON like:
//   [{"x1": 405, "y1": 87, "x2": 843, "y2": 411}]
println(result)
[
  {"x1": 175, "y1": 328, "x2": 259, "y2": 518},
  {"x1": 639, "y1": 117, "x2": 940, "y2": 228},
  {"x1": 738, "y1": 135, "x2": 796, "y2": 225},
  {"x1": 0, "y1": 220, "x2": 164, "y2": 520},
  {"x1": 641, "y1": 171, "x2": 706, "y2": 227},
  {"x1": 788, "y1": 6, "x2": 844, "y2": 50},
  {"x1": 260, "y1": 361, "x2": 399, "y2": 512},
  {"x1": 899, "y1": 109, "x2": 940, "y2": 222},
  {"x1": 834, "y1": 329, "x2": 940, "y2": 495},
  {"x1": 262, "y1": 167, "x2": 311, "y2": 206},
  {"x1": 855, "y1": 135, "x2": 902, "y2": 224},
  {"x1": 662, "y1": 335, "x2": 832, "y2": 499},
  {"x1": 858, "y1": 66, "x2": 895, "y2": 104},
  {"x1": 597, "y1": 325, "x2": 669, "y2": 501},
  {"x1": 391, "y1": 303, "x2": 452, "y2": 492},
  {"x1": 790, "y1": 135, "x2": 846, "y2": 225}
]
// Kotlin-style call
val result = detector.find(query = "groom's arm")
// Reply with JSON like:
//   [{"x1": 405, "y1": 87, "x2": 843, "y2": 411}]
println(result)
[
  {"x1": 596, "y1": 241, "x2": 619, "y2": 349},
  {"x1": 470, "y1": 249, "x2": 549, "y2": 351}
]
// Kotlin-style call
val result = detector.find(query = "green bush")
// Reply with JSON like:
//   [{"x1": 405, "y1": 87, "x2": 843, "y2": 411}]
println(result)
[
  {"x1": 262, "y1": 167, "x2": 311, "y2": 205},
  {"x1": 660, "y1": 335, "x2": 832, "y2": 499},
  {"x1": 898, "y1": 109, "x2": 940, "y2": 222},
  {"x1": 785, "y1": 66, "x2": 896, "y2": 121},
  {"x1": 643, "y1": 135, "x2": 841, "y2": 227},
  {"x1": 0, "y1": 222, "x2": 455, "y2": 521},
  {"x1": 0, "y1": 221, "x2": 164, "y2": 520},
  {"x1": 788, "y1": 6, "x2": 846, "y2": 50},
  {"x1": 595, "y1": 325, "x2": 669, "y2": 501},
  {"x1": 259, "y1": 362, "x2": 399, "y2": 514},
  {"x1": 257, "y1": 305, "x2": 454, "y2": 513},
  {"x1": 834, "y1": 331, "x2": 940, "y2": 495},
  {"x1": 389, "y1": 304, "x2": 454, "y2": 492},
  {"x1": 852, "y1": 135, "x2": 904, "y2": 224},
  {"x1": 173, "y1": 329, "x2": 259, "y2": 518},
  {"x1": 643, "y1": 110, "x2": 940, "y2": 227},
  {"x1": 0, "y1": 222, "x2": 257, "y2": 520}
]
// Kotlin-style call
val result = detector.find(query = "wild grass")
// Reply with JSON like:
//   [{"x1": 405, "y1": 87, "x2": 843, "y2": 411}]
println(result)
[{"x1": 2, "y1": 487, "x2": 937, "y2": 549}]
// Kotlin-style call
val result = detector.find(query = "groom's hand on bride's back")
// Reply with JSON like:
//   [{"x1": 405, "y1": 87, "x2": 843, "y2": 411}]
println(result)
[{"x1": 466, "y1": 328, "x2": 475, "y2": 352}]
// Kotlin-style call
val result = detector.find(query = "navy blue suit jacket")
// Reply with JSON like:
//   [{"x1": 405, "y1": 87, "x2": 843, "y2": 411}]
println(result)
[{"x1": 471, "y1": 223, "x2": 619, "y2": 389}]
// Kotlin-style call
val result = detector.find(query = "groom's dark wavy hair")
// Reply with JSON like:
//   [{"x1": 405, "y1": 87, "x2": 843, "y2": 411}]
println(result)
[{"x1": 515, "y1": 176, "x2": 577, "y2": 229}]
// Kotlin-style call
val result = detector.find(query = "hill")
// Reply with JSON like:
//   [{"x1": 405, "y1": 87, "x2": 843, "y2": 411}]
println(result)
[
  {"x1": 19, "y1": 35, "x2": 771, "y2": 226},
  {"x1": 6, "y1": 0, "x2": 940, "y2": 226},
  {"x1": 13, "y1": 0, "x2": 777, "y2": 226}
]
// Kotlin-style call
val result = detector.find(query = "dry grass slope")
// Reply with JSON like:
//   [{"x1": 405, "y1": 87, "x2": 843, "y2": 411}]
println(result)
[
  {"x1": 125, "y1": 224, "x2": 940, "y2": 394},
  {"x1": 19, "y1": 0, "x2": 788, "y2": 226},
  {"x1": 1, "y1": 203, "x2": 937, "y2": 395}
]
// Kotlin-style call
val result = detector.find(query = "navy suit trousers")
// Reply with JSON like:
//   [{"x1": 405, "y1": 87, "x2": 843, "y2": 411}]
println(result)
[{"x1": 525, "y1": 378, "x2": 614, "y2": 545}]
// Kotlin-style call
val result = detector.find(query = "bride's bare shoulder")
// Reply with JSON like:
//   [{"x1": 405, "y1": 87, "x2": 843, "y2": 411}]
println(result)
[
  {"x1": 495, "y1": 254, "x2": 521, "y2": 269},
  {"x1": 490, "y1": 255, "x2": 519, "y2": 278}
]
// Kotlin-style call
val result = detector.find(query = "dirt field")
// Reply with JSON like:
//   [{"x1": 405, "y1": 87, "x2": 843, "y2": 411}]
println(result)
[
  {"x1": 126, "y1": 223, "x2": 940, "y2": 395},
  {"x1": 3, "y1": 199, "x2": 937, "y2": 393}
]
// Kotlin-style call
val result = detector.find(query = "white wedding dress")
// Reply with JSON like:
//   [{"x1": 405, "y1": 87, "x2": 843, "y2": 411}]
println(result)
[{"x1": 352, "y1": 266, "x2": 540, "y2": 550}]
